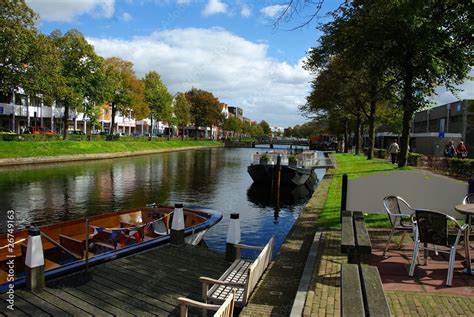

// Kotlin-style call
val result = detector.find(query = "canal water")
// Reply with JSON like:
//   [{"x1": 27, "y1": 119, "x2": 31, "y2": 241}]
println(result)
[{"x1": 0, "y1": 147, "x2": 324, "y2": 258}]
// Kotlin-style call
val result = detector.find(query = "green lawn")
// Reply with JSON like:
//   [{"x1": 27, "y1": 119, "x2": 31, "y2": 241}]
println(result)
[
  {"x1": 0, "y1": 140, "x2": 222, "y2": 158},
  {"x1": 318, "y1": 153, "x2": 411, "y2": 229}
]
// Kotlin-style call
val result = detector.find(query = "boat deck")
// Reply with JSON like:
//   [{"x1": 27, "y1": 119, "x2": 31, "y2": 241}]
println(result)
[{"x1": 1, "y1": 245, "x2": 230, "y2": 316}]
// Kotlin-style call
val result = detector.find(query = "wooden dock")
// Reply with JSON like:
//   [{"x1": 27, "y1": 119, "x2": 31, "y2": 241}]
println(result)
[{"x1": 1, "y1": 245, "x2": 230, "y2": 316}]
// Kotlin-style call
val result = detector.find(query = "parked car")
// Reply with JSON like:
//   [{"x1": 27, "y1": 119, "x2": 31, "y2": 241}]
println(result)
[
  {"x1": 24, "y1": 127, "x2": 58, "y2": 135},
  {"x1": 0, "y1": 127, "x2": 15, "y2": 135}
]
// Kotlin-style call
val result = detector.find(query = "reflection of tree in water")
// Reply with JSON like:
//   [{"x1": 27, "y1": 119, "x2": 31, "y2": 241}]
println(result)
[{"x1": 0, "y1": 148, "x2": 227, "y2": 232}]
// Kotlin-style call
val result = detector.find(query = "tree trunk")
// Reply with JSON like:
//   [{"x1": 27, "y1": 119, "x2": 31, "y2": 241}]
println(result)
[
  {"x1": 181, "y1": 126, "x2": 184, "y2": 141},
  {"x1": 63, "y1": 101, "x2": 69, "y2": 140},
  {"x1": 398, "y1": 67, "x2": 414, "y2": 167},
  {"x1": 343, "y1": 120, "x2": 348, "y2": 153},
  {"x1": 194, "y1": 126, "x2": 198, "y2": 141},
  {"x1": 355, "y1": 115, "x2": 361, "y2": 155},
  {"x1": 366, "y1": 99, "x2": 376, "y2": 160},
  {"x1": 110, "y1": 102, "x2": 116, "y2": 135}
]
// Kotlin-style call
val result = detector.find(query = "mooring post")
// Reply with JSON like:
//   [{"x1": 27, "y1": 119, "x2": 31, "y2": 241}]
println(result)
[
  {"x1": 225, "y1": 213, "x2": 241, "y2": 261},
  {"x1": 25, "y1": 227, "x2": 45, "y2": 291},
  {"x1": 171, "y1": 203, "x2": 185, "y2": 246},
  {"x1": 273, "y1": 155, "x2": 282, "y2": 193},
  {"x1": 340, "y1": 173, "x2": 348, "y2": 223}
]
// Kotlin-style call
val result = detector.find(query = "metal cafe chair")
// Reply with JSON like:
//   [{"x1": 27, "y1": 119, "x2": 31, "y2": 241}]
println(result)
[
  {"x1": 462, "y1": 193, "x2": 474, "y2": 248},
  {"x1": 409, "y1": 209, "x2": 468, "y2": 286},
  {"x1": 382, "y1": 195, "x2": 416, "y2": 257}
]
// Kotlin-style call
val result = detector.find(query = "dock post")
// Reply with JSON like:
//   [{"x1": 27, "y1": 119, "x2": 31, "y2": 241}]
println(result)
[
  {"x1": 340, "y1": 173, "x2": 348, "y2": 223},
  {"x1": 226, "y1": 213, "x2": 241, "y2": 261},
  {"x1": 25, "y1": 227, "x2": 45, "y2": 291},
  {"x1": 171, "y1": 203, "x2": 185, "y2": 246},
  {"x1": 273, "y1": 155, "x2": 282, "y2": 193}
]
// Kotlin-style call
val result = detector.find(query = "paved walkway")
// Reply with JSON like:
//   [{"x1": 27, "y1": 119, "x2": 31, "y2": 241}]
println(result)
[{"x1": 305, "y1": 230, "x2": 474, "y2": 317}]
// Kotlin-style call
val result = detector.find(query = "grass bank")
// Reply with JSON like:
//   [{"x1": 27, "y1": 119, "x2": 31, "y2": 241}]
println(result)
[
  {"x1": 0, "y1": 140, "x2": 222, "y2": 159},
  {"x1": 319, "y1": 153, "x2": 411, "y2": 229}
]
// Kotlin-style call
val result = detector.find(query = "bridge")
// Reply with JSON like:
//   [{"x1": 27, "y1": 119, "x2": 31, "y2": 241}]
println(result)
[{"x1": 224, "y1": 138, "x2": 309, "y2": 148}]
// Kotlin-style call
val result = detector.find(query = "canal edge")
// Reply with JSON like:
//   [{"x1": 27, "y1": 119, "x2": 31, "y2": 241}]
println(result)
[
  {"x1": 240, "y1": 168, "x2": 334, "y2": 316},
  {"x1": 0, "y1": 144, "x2": 223, "y2": 167}
]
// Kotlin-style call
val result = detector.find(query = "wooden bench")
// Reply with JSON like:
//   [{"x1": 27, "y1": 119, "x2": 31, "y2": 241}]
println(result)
[
  {"x1": 341, "y1": 264, "x2": 391, "y2": 317},
  {"x1": 178, "y1": 289, "x2": 236, "y2": 317},
  {"x1": 200, "y1": 236, "x2": 274, "y2": 308},
  {"x1": 341, "y1": 210, "x2": 372, "y2": 264}
]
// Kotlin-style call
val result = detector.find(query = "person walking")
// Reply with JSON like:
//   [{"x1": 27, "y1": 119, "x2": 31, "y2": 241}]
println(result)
[
  {"x1": 444, "y1": 140, "x2": 456, "y2": 158},
  {"x1": 456, "y1": 141, "x2": 468, "y2": 158},
  {"x1": 387, "y1": 139, "x2": 400, "y2": 164}
]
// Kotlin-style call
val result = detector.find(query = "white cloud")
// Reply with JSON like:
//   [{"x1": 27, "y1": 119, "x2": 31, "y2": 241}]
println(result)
[
  {"x1": 260, "y1": 4, "x2": 286, "y2": 18},
  {"x1": 26, "y1": 0, "x2": 115, "y2": 22},
  {"x1": 431, "y1": 71, "x2": 474, "y2": 106},
  {"x1": 202, "y1": 0, "x2": 228, "y2": 16},
  {"x1": 241, "y1": 4, "x2": 251, "y2": 18},
  {"x1": 120, "y1": 12, "x2": 133, "y2": 22},
  {"x1": 88, "y1": 28, "x2": 311, "y2": 127}
]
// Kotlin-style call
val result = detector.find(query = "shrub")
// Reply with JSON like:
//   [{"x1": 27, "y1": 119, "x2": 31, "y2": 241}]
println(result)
[
  {"x1": 407, "y1": 152, "x2": 423, "y2": 166},
  {"x1": 446, "y1": 158, "x2": 474, "y2": 177},
  {"x1": 373, "y1": 148, "x2": 386, "y2": 159}
]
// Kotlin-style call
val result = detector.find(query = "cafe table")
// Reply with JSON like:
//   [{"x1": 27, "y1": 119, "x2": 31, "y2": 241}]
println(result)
[{"x1": 455, "y1": 203, "x2": 474, "y2": 274}]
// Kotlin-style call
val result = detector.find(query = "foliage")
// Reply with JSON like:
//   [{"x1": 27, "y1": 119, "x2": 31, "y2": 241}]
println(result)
[
  {"x1": 446, "y1": 158, "x2": 474, "y2": 178},
  {"x1": 373, "y1": 148, "x2": 386, "y2": 159},
  {"x1": 407, "y1": 152, "x2": 423, "y2": 167},
  {"x1": 258, "y1": 120, "x2": 271, "y2": 136},
  {"x1": 185, "y1": 88, "x2": 221, "y2": 139},
  {"x1": 174, "y1": 92, "x2": 191, "y2": 139},
  {"x1": 144, "y1": 71, "x2": 172, "y2": 124},
  {"x1": 0, "y1": 0, "x2": 38, "y2": 92},
  {"x1": 50, "y1": 29, "x2": 107, "y2": 139}
]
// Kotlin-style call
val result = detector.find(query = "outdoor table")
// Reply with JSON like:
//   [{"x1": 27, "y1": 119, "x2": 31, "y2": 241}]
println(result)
[{"x1": 455, "y1": 203, "x2": 474, "y2": 274}]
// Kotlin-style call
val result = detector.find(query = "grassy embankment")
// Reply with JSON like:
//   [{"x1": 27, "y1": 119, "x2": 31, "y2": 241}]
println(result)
[
  {"x1": 0, "y1": 139, "x2": 222, "y2": 159},
  {"x1": 319, "y1": 153, "x2": 411, "y2": 229}
]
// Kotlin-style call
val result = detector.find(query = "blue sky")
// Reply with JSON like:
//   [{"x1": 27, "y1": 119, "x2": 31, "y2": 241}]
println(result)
[{"x1": 26, "y1": 0, "x2": 473, "y2": 127}]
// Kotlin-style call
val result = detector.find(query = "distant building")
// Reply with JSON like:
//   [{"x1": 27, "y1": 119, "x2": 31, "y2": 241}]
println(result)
[
  {"x1": 410, "y1": 99, "x2": 473, "y2": 157},
  {"x1": 228, "y1": 106, "x2": 243, "y2": 121}
]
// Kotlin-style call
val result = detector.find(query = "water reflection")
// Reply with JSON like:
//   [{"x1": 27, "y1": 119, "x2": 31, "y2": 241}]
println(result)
[{"x1": 0, "y1": 147, "x2": 325, "y2": 258}]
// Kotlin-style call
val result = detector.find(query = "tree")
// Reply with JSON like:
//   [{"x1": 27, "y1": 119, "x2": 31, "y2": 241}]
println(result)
[
  {"x1": 174, "y1": 92, "x2": 191, "y2": 140},
  {"x1": 258, "y1": 120, "x2": 271, "y2": 136},
  {"x1": 144, "y1": 71, "x2": 172, "y2": 138},
  {"x1": 104, "y1": 57, "x2": 146, "y2": 135},
  {"x1": 50, "y1": 29, "x2": 105, "y2": 139},
  {"x1": 185, "y1": 88, "x2": 221, "y2": 140},
  {"x1": 0, "y1": 0, "x2": 38, "y2": 92}
]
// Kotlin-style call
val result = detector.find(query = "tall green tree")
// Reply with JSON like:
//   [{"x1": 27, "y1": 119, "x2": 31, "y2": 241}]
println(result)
[
  {"x1": 50, "y1": 29, "x2": 105, "y2": 139},
  {"x1": 0, "y1": 0, "x2": 38, "y2": 92},
  {"x1": 104, "y1": 57, "x2": 144, "y2": 135},
  {"x1": 144, "y1": 71, "x2": 172, "y2": 138},
  {"x1": 258, "y1": 120, "x2": 271, "y2": 136},
  {"x1": 185, "y1": 88, "x2": 221, "y2": 140},
  {"x1": 174, "y1": 92, "x2": 191, "y2": 140}
]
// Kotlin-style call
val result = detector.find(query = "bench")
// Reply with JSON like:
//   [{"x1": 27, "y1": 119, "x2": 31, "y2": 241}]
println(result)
[
  {"x1": 200, "y1": 236, "x2": 274, "y2": 309},
  {"x1": 341, "y1": 210, "x2": 371, "y2": 264},
  {"x1": 341, "y1": 264, "x2": 391, "y2": 317},
  {"x1": 178, "y1": 289, "x2": 236, "y2": 317}
]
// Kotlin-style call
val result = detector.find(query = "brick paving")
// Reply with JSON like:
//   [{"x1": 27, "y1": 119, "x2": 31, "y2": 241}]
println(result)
[{"x1": 306, "y1": 230, "x2": 474, "y2": 317}]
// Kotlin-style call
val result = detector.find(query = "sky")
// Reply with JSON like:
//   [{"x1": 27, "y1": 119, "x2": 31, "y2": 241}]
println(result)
[{"x1": 26, "y1": 0, "x2": 473, "y2": 128}]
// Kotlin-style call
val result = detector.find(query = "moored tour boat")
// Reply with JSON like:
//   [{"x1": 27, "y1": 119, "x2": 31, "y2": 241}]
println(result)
[
  {"x1": 247, "y1": 150, "x2": 319, "y2": 188},
  {"x1": 0, "y1": 204, "x2": 222, "y2": 292}
]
